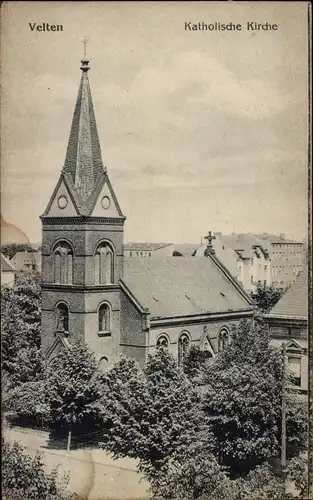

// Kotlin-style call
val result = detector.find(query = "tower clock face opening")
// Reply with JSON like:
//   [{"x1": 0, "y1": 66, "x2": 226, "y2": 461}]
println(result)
[
  {"x1": 101, "y1": 196, "x2": 111, "y2": 210},
  {"x1": 58, "y1": 195, "x2": 68, "y2": 209}
]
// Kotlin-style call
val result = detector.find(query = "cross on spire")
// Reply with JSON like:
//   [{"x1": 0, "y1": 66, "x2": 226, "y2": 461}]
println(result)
[
  {"x1": 82, "y1": 36, "x2": 88, "y2": 58},
  {"x1": 204, "y1": 231, "x2": 216, "y2": 246},
  {"x1": 204, "y1": 231, "x2": 216, "y2": 256}
]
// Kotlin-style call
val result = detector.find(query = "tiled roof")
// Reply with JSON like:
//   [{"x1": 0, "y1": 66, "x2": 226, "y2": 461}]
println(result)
[
  {"x1": 124, "y1": 243, "x2": 173, "y2": 252},
  {"x1": 270, "y1": 266, "x2": 308, "y2": 318},
  {"x1": 195, "y1": 244, "x2": 238, "y2": 277},
  {"x1": 63, "y1": 60, "x2": 104, "y2": 203},
  {"x1": 123, "y1": 257, "x2": 253, "y2": 319},
  {"x1": 10, "y1": 251, "x2": 41, "y2": 270},
  {"x1": 1, "y1": 253, "x2": 15, "y2": 272},
  {"x1": 173, "y1": 244, "x2": 199, "y2": 256}
]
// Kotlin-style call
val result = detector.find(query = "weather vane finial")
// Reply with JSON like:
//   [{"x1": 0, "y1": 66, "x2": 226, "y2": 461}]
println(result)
[{"x1": 82, "y1": 36, "x2": 88, "y2": 58}]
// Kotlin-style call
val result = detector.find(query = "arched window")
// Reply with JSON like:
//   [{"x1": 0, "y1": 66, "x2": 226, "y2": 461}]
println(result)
[
  {"x1": 156, "y1": 335, "x2": 169, "y2": 349},
  {"x1": 49, "y1": 357, "x2": 59, "y2": 369},
  {"x1": 98, "y1": 303, "x2": 111, "y2": 335},
  {"x1": 55, "y1": 302, "x2": 69, "y2": 334},
  {"x1": 218, "y1": 327, "x2": 229, "y2": 352},
  {"x1": 53, "y1": 241, "x2": 73, "y2": 284},
  {"x1": 178, "y1": 332, "x2": 190, "y2": 365},
  {"x1": 95, "y1": 242, "x2": 114, "y2": 284},
  {"x1": 99, "y1": 356, "x2": 109, "y2": 371}
]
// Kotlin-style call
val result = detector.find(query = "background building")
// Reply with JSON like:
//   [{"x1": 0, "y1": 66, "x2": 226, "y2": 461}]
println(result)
[
  {"x1": 124, "y1": 242, "x2": 173, "y2": 258},
  {"x1": 10, "y1": 250, "x2": 41, "y2": 273},
  {"x1": 1, "y1": 253, "x2": 15, "y2": 287},
  {"x1": 266, "y1": 266, "x2": 308, "y2": 399},
  {"x1": 194, "y1": 232, "x2": 304, "y2": 292}
]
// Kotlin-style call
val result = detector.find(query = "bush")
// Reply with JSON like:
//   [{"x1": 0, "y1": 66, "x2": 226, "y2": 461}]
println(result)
[
  {"x1": 2, "y1": 438, "x2": 76, "y2": 499},
  {"x1": 286, "y1": 454, "x2": 308, "y2": 497}
]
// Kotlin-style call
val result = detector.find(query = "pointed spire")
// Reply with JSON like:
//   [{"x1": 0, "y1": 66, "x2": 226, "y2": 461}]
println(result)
[{"x1": 63, "y1": 59, "x2": 105, "y2": 203}]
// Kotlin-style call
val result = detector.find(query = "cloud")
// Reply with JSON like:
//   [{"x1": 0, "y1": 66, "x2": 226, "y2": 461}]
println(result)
[{"x1": 97, "y1": 51, "x2": 290, "y2": 124}]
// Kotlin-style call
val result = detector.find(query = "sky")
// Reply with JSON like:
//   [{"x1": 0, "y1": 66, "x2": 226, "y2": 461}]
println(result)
[{"x1": 1, "y1": 2, "x2": 309, "y2": 244}]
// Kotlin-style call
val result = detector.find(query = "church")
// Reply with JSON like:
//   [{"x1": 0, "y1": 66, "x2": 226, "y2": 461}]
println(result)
[{"x1": 41, "y1": 58, "x2": 255, "y2": 368}]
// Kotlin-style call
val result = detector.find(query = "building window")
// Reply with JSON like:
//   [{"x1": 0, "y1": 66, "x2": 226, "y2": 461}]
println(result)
[
  {"x1": 288, "y1": 356, "x2": 301, "y2": 387},
  {"x1": 53, "y1": 241, "x2": 73, "y2": 284},
  {"x1": 55, "y1": 302, "x2": 69, "y2": 334},
  {"x1": 178, "y1": 332, "x2": 190, "y2": 365},
  {"x1": 99, "y1": 356, "x2": 109, "y2": 371},
  {"x1": 95, "y1": 242, "x2": 114, "y2": 284},
  {"x1": 218, "y1": 327, "x2": 229, "y2": 352},
  {"x1": 156, "y1": 335, "x2": 169, "y2": 349},
  {"x1": 98, "y1": 303, "x2": 111, "y2": 335}
]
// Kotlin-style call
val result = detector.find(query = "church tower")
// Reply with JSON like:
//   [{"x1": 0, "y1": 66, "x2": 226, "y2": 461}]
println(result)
[{"x1": 41, "y1": 58, "x2": 125, "y2": 367}]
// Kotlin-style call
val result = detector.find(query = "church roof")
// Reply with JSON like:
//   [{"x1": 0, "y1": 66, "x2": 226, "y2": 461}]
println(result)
[
  {"x1": 43, "y1": 60, "x2": 124, "y2": 218},
  {"x1": 63, "y1": 59, "x2": 104, "y2": 203},
  {"x1": 269, "y1": 266, "x2": 308, "y2": 319},
  {"x1": 123, "y1": 256, "x2": 253, "y2": 319}
]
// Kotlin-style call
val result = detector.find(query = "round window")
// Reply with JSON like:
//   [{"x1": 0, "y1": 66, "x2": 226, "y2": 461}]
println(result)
[
  {"x1": 101, "y1": 196, "x2": 111, "y2": 210},
  {"x1": 58, "y1": 195, "x2": 68, "y2": 209}
]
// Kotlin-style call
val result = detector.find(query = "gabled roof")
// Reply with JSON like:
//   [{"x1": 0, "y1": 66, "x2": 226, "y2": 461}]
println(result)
[
  {"x1": 123, "y1": 256, "x2": 254, "y2": 320},
  {"x1": 45, "y1": 335, "x2": 70, "y2": 360},
  {"x1": 10, "y1": 251, "x2": 41, "y2": 270},
  {"x1": 269, "y1": 266, "x2": 308, "y2": 319},
  {"x1": 1, "y1": 252, "x2": 15, "y2": 272}
]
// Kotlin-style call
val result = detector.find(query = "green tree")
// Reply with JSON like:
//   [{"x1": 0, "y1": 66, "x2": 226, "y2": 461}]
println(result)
[
  {"x1": 202, "y1": 319, "x2": 307, "y2": 476},
  {"x1": 251, "y1": 284, "x2": 285, "y2": 312},
  {"x1": 1, "y1": 271, "x2": 43, "y2": 387},
  {"x1": 47, "y1": 340, "x2": 103, "y2": 442},
  {"x1": 2, "y1": 438, "x2": 76, "y2": 499}
]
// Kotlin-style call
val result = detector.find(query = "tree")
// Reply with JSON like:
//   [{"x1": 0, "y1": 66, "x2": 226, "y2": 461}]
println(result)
[
  {"x1": 251, "y1": 284, "x2": 285, "y2": 313},
  {"x1": 233, "y1": 463, "x2": 286, "y2": 499},
  {"x1": 147, "y1": 438, "x2": 233, "y2": 500},
  {"x1": 201, "y1": 319, "x2": 307, "y2": 477},
  {"x1": 47, "y1": 340, "x2": 103, "y2": 443},
  {"x1": 1, "y1": 242, "x2": 36, "y2": 259},
  {"x1": 2, "y1": 438, "x2": 76, "y2": 499},
  {"x1": 182, "y1": 344, "x2": 213, "y2": 382},
  {"x1": 6, "y1": 379, "x2": 51, "y2": 429},
  {"x1": 1, "y1": 271, "x2": 43, "y2": 387},
  {"x1": 99, "y1": 349, "x2": 217, "y2": 486}
]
